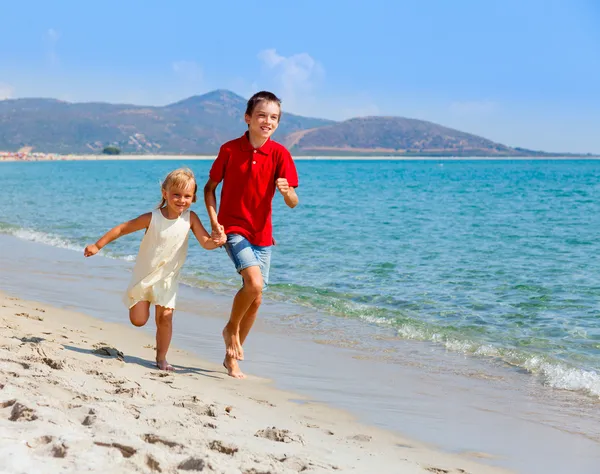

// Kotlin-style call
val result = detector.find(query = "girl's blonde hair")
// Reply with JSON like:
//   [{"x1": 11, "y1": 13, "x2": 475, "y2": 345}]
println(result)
[{"x1": 158, "y1": 168, "x2": 197, "y2": 209}]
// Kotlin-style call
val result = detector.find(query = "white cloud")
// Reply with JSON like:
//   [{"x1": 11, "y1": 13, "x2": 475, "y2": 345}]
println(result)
[
  {"x1": 172, "y1": 61, "x2": 203, "y2": 83},
  {"x1": 46, "y1": 28, "x2": 60, "y2": 42},
  {"x1": 45, "y1": 28, "x2": 60, "y2": 65},
  {"x1": 257, "y1": 48, "x2": 323, "y2": 112},
  {"x1": 0, "y1": 83, "x2": 14, "y2": 100}
]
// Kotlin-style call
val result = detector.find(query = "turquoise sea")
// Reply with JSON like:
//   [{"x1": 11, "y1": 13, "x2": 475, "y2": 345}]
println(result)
[{"x1": 1, "y1": 158, "x2": 599, "y2": 400}]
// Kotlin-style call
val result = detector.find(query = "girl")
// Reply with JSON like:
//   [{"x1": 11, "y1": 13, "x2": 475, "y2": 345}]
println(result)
[{"x1": 84, "y1": 168, "x2": 224, "y2": 371}]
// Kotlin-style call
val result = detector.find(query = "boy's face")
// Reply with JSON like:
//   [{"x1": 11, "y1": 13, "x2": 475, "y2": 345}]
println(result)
[{"x1": 245, "y1": 101, "x2": 280, "y2": 142}]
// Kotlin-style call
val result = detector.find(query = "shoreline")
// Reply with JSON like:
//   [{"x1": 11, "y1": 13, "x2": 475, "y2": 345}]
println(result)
[
  {"x1": 0, "y1": 289, "x2": 510, "y2": 474},
  {"x1": 1, "y1": 229, "x2": 600, "y2": 473},
  {"x1": 1, "y1": 154, "x2": 600, "y2": 162}
]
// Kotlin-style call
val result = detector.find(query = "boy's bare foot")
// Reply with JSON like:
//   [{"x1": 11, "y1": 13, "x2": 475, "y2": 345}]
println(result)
[
  {"x1": 222, "y1": 326, "x2": 244, "y2": 360},
  {"x1": 156, "y1": 359, "x2": 174, "y2": 371},
  {"x1": 223, "y1": 357, "x2": 246, "y2": 379}
]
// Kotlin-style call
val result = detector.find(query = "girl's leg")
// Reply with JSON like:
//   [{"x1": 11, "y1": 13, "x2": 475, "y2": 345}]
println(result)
[
  {"x1": 155, "y1": 306, "x2": 174, "y2": 371},
  {"x1": 129, "y1": 301, "x2": 151, "y2": 327}
]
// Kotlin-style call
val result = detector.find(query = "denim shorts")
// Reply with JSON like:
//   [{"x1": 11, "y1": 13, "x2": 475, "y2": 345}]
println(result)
[{"x1": 224, "y1": 234, "x2": 272, "y2": 289}]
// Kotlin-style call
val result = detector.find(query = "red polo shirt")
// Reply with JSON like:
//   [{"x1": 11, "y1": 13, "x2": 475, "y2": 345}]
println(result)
[{"x1": 209, "y1": 133, "x2": 299, "y2": 246}]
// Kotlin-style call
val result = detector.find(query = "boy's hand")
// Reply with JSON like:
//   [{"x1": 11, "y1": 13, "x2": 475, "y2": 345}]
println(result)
[
  {"x1": 211, "y1": 224, "x2": 227, "y2": 246},
  {"x1": 276, "y1": 178, "x2": 290, "y2": 196},
  {"x1": 84, "y1": 244, "x2": 99, "y2": 257}
]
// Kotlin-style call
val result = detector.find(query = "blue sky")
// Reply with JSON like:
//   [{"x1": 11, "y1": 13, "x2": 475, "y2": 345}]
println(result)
[{"x1": 1, "y1": 0, "x2": 599, "y2": 153}]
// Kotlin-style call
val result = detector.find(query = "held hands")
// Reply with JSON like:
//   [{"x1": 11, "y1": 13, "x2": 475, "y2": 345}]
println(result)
[
  {"x1": 211, "y1": 224, "x2": 227, "y2": 246},
  {"x1": 84, "y1": 244, "x2": 99, "y2": 257}
]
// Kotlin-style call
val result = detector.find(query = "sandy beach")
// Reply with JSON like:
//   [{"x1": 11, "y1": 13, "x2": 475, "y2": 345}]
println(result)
[{"x1": 0, "y1": 290, "x2": 513, "y2": 474}]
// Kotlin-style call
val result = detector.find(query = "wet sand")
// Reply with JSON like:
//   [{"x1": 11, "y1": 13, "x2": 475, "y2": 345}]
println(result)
[
  {"x1": 1, "y1": 234, "x2": 599, "y2": 473},
  {"x1": 0, "y1": 290, "x2": 515, "y2": 474}
]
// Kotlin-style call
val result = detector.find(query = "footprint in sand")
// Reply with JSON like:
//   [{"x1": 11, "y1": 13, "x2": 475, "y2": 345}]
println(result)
[
  {"x1": 1, "y1": 399, "x2": 16, "y2": 408},
  {"x1": 276, "y1": 455, "x2": 336, "y2": 473},
  {"x1": 0, "y1": 359, "x2": 30, "y2": 370},
  {"x1": 208, "y1": 440, "x2": 238, "y2": 456},
  {"x1": 142, "y1": 433, "x2": 184, "y2": 449},
  {"x1": 92, "y1": 344, "x2": 124, "y2": 361},
  {"x1": 43, "y1": 358, "x2": 65, "y2": 370},
  {"x1": 145, "y1": 454, "x2": 161, "y2": 472},
  {"x1": 51, "y1": 442, "x2": 68, "y2": 458},
  {"x1": 15, "y1": 312, "x2": 43, "y2": 321},
  {"x1": 195, "y1": 404, "x2": 217, "y2": 418},
  {"x1": 25, "y1": 435, "x2": 68, "y2": 458},
  {"x1": 348, "y1": 434, "x2": 372, "y2": 442},
  {"x1": 426, "y1": 468, "x2": 469, "y2": 474},
  {"x1": 94, "y1": 442, "x2": 136, "y2": 458},
  {"x1": 82, "y1": 413, "x2": 96, "y2": 426},
  {"x1": 250, "y1": 397, "x2": 276, "y2": 407},
  {"x1": 255, "y1": 427, "x2": 304, "y2": 445},
  {"x1": 275, "y1": 455, "x2": 309, "y2": 472},
  {"x1": 26, "y1": 435, "x2": 54, "y2": 448},
  {"x1": 178, "y1": 457, "x2": 206, "y2": 471},
  {"x1": 9, "y1": 402, "x2": 37, "y2": 421},
  {"x1": 126, "y1": 405, "x2": 141, "y2": 419}
]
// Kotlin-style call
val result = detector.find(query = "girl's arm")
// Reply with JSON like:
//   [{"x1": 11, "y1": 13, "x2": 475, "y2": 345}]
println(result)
[
  {"x1": 190, "y1": 211, "x2": 221, "y2": 250},
  {"x1": 84, "y1": 212, "x2": 152, "y2": 257},
  {"x1": 203, "y1": 178, "x2": 226, "y2": 243}
]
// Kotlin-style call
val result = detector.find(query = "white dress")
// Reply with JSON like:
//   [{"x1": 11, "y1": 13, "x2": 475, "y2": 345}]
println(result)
[{"x1": 123, "y1": 209, "x2": 190, "y2": 310}]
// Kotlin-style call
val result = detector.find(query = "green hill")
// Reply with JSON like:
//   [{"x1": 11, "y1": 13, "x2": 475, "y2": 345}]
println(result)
[
  {"x1": 0, "y1": 90, "x2": 333, "y2": 154},
  {"x1": 0, "y1": 90, "x2": 586, "y2": 156}
]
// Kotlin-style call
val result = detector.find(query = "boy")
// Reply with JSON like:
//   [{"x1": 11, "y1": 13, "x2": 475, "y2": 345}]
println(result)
[{"x1": 204, "y1": 91, "x2": 299, "y2": 378}]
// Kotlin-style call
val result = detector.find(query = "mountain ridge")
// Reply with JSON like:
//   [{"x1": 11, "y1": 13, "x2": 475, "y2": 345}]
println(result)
[{"x1": 0, "y1": 90, "x2": 590, "y2": 156}]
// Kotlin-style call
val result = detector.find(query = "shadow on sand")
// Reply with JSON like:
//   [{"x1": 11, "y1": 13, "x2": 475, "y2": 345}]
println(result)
[{"x1": 62, "y1": 344, "x2": 222, "y2": 379}]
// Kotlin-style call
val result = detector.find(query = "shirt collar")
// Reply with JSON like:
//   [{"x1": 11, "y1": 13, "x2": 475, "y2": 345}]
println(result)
[{"x1": 240, "y1": 132, "x2": 272, "y2": 155}]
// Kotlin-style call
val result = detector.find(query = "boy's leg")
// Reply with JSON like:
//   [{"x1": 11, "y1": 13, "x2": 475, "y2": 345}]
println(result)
[
  {"x1": 239, "y1": 292, "x2": 262, "y2": 345},
  {"x1": 238, "y1": 244, "x2": 270, "y2": 347},
  {"x1": 223, "y1": 265, "x2": 263, "y2": 361},
  {"x1": 155, "y1": 305, "x2": 174, "y2": 371},
  {"x1": 223, "y1": 269, "x2": 263, "y2": 378},
  {"x1": 129, "y1": 301, "x2": 151, "y2": 327}
]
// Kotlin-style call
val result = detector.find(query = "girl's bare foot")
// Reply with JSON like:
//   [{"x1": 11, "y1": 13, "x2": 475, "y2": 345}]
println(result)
[
  {"x1": 222, "y1": 326, "x2": 244, "y2": 360},
  {"x1": 156, "y1": 359, "x2": 174, "y2": 371},
  {"x1": 223, "y1": 356, "x2": 246, "y2": 379}
]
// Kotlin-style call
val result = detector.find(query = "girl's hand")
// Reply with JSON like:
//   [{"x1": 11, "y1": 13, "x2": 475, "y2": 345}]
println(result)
[
  {"x1": 84, "y1": 244, "x2": 99, "y2": 257},
  {"x1": 211, "y1": 225, "x2": 227, "y2": 246}
]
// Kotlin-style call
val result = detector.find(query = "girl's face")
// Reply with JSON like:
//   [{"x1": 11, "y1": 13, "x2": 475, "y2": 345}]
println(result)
[{"x1": 162, "y1": 182, "x2": 195, "y2": 217}]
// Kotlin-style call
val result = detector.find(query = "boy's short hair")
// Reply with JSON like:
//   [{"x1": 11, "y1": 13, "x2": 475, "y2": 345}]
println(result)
[{"x1": 245, "y1": 91, "x2": 282, "y2": 119}]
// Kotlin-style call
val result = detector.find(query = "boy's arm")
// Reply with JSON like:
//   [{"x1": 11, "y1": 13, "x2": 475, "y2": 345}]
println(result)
[
  {"x1": 84, "y1": 212, "x2": 151, "y2": 257},
  {"x1": 203, "y1": 178, "x2": 226, "y2": 243},
  {"x1": 275, "y1": 178, "x2": 299, "y2": 208},
  {"x1": 190, "y1": 211, "x2": 221, "y2": 249}
]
